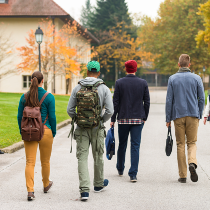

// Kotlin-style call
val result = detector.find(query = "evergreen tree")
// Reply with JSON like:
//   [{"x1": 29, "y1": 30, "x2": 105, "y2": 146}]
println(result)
[
  {"x1": 80, "y1": 0, "x2": 93, "y2": 28},
  {"x1": 89, "y1": 0, "x2": 132, "y2": 31}
]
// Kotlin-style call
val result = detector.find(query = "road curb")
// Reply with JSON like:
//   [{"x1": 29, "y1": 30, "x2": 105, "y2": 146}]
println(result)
[{"x1": 1, "y1": 119, "x2": 71, "y2": 154}]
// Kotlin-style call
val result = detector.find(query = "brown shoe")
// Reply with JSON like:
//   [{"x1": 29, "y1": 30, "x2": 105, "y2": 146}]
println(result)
[
  {"x1": 28, "y1": 192, "x2": 35, "y2": 201},
  {"x1": 44, "y1": 181, "x2": 53, "y2": 193},
  {"x1": 178, "y1": 178, "x2": 186, "y2": 183}
]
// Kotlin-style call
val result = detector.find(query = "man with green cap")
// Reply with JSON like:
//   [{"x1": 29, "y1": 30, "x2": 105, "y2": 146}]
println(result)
[{"x1": 67, "y1": 61, "x2": 114, "y2": 201}]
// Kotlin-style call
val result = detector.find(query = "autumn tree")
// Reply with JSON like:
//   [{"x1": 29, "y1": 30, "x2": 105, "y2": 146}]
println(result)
[
  {"x1": 139, "y1": 0, "x2": 210, "y2": 75},
  {"x1": 92, "y1": 22, "x2": 154, "y2": 81},
  {"x1": 59, "y1": 20, "x2": 91, "y2": 93},
  {"x1": 17, "y1": 19, "x2": 82, "y2": 93},
  {"x1": 196, "y1": 1, "x2": 210, "y2": 51},
  {"x1": 17, "y1": 20, "x2": 56, "y2": 90}
]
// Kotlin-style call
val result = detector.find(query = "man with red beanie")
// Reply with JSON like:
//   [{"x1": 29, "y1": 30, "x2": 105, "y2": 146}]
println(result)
[{"x1": 110, "y1": 60, "x2": 150, "y2": 182}]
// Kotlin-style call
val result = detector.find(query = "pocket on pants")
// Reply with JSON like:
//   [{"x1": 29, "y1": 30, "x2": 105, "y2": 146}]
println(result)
[
  {"x1": 98, "y1": 129, "x2": 105, "y2": 154},
  {"x1": 76, "y1": 140, "x2": 81, "y2": 159},
  {"x1": 74, "y1": 128, "x2": 89, "y2": 159}
]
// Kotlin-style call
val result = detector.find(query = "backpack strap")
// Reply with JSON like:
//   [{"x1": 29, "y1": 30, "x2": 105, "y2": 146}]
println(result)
[
  {"x1": 24, "y1": 93, "x2": 28, "y2": 101},
  {"x1": 40, "y1": 92, "x2": 49, "y2": 125},
  {"x1": 40, "y1": 92, "x2": 49, "y2": 105},
  {"x1": 93, "y1": 81, "x2": 105, "y2": 88},
  {"x1": 78, "y1": 81, "x2": 105, "y2": 88},
  {"x1": 24, "y1": 92, "x2": 29, "y2": 106},
  {"x1": 68, "y1": 116, "x2": 77, "y2": 153}
]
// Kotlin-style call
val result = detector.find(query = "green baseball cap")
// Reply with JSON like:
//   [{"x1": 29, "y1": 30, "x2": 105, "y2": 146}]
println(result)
[{"x1": 87, "y1": 61, "x2": 100, "y2": 72}]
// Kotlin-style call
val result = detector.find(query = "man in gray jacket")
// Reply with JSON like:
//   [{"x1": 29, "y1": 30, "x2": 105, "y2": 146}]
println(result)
[
  {"x1": 67, "y1": 61, "x2": 114, "y2": 201},
  {"x1": 166, "y1": 54, "x2": 205, "y2": 183}
]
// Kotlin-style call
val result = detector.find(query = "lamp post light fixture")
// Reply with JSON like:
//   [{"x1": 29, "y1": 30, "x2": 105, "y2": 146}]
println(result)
[{"x1": 35, "y1": 27, "x2": 44, "y2": 72}]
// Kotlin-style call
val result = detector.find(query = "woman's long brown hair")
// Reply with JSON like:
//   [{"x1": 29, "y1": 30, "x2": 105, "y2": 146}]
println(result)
[{"x1": 25, "y1": 71, "x2": 43, "y2": 107}]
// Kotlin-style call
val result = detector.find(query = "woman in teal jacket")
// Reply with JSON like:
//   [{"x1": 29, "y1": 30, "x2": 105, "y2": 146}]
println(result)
[{"x1": 17, "y1": 71, "x2": 56, "y2": 201}]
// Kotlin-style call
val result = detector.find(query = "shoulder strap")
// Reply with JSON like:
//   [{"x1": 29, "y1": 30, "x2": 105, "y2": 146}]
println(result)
[
  {"x1": 94, "y1": 81, "x2": 105, "y2": 88},
  {"x1": 40, "y1": 92, "x2": 49, "y2": 125},
  {"x1": 24, "y1": 93, "x2": 28, "y2": 102},
  {"x1": 40, "y1": 92, "x2": 49, "y2": 105}
]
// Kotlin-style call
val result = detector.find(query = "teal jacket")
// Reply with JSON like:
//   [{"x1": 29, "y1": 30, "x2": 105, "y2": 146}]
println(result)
[{"x1": 17, "y1": 87, "x2": 57, "y2": 137}]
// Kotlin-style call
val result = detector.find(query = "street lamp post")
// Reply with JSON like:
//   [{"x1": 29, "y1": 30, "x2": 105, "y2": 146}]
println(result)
[{"x1": 35, "y1": 27, "x2": 44, "y2": 72}]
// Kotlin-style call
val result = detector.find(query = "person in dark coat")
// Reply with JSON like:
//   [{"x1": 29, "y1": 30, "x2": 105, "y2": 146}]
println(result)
[{"x1": 110, "y1": 60, "x2": 150, "y2": 182}]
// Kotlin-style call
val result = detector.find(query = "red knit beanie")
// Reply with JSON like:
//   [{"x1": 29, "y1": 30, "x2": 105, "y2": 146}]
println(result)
[{"x1": 125, "y1": 60, "x2": 137, "y2": 73}]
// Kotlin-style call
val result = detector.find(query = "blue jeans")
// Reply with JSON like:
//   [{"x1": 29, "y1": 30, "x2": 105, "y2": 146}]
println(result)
[{"x1": 117, "y1": 123, "x2": 144, "y2": 177}]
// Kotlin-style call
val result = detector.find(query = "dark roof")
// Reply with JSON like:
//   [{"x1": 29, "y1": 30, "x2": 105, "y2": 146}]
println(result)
[
  {"x1": 0, "y1": 0, "x2": 69, "y2": 16},
  {"x1": 0, "y1": 0, "x2": 99, "y2": 44}
]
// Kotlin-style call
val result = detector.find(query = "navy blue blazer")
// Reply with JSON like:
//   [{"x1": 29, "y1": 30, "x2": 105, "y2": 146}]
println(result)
[{"x1": 111, "y1": 74, "x2": 150, "y2": 122}]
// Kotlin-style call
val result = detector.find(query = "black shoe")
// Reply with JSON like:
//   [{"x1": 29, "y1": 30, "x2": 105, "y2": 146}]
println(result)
[
  {"x1": 80, "y1": 192, "x2": 89, "y2": 201},
  {"x1": 130, "y1": 176, "x2": 137, "y2": 182},
  {"x1": 94, "y1": 179, "x2": 109, "y2": 192},
  {"x1": 28, "y1": 192, "x2": 35, "y2": 201},
  {"x1": 178, "y1": 178, "x2": 186, "y2": 183},
  {"x1": 118, "y1": 170, "x2": 123, "y2": 176},
  {"x1": 0, "y1": 150, "x2": 4, "y2": 154},
  {"x1": 189, "y1": 163, "x2": 198, "y2": 182}
]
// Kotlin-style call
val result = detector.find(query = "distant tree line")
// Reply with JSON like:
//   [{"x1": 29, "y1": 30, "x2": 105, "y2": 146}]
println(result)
[{"x1": 80, "y1": 0, "x2": 210, "y2": 87}]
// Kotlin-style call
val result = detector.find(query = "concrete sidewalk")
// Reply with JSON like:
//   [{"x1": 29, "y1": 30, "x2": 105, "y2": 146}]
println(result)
[{"x1": 1, "y1": 104, "x2": 210, "y2": 210}]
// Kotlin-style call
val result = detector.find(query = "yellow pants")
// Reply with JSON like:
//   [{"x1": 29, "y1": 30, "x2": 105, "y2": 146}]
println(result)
[
  {"x1": 174, "y1": 117, "x2": 199, "y2": 178},
  {"x1": 24, "y1": 129, "x2": 53, "y2": 192}
]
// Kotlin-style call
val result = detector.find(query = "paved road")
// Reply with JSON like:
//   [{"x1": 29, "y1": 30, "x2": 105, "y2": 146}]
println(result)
[{"x1": 1, "y1": 103, "x2": 210, "y2": 210}]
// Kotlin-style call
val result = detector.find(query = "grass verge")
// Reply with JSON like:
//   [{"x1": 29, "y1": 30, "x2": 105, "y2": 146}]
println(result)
[{"x1": 0, "y1": 93, "x2": 70, "y2": 148}]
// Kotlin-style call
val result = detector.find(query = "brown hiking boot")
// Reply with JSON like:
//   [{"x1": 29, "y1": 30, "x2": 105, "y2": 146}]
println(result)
[
  {"x1": 28, "y1": 192, "x2": 35, "y2": 201},
  {"x1": 44, "y1": 181, "x2": 53, "y2": 193}
]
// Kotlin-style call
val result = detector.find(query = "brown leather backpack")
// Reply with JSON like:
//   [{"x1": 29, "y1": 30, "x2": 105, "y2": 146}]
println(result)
[{"x1": 21, "y1": 92, "x2": 49, "y2": 141}]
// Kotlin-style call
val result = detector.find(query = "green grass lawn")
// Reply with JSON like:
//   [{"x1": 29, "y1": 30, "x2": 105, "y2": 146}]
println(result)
[{"x1": 0, "y1": 93, "x2": 70, "y2": 148}]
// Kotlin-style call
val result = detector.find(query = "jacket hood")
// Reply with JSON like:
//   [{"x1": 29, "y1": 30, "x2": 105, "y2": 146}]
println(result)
[{"x1": 79, "y1": 77, "x2": 104, "y2": 86}]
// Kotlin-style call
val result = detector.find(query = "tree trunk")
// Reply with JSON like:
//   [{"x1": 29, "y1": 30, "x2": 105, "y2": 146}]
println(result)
[
  {"x1": 43, "y1": 73, "x2": 48, "y2": 90},
  {"x1": 115, "y1": 59, "x2": 118, "y2": 81},
  {"x1": 66, "y1": 78, "x2": 69, "y2": 94}
]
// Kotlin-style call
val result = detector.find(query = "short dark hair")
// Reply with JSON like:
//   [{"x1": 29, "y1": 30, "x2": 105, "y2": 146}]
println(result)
[
  {"x1": 87, "y1": 71, "x2": 99, "y2": 77},
  {"x1": 179, "y1": 54, "x2": 190, "y2": 67}
]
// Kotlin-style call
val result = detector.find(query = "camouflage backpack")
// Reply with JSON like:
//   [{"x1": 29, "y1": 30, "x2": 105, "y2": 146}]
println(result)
[
  {"x1": 76, "y1": 81, "x2": 105, "y2": 128},
  {"x1": 68, "y1": 81, "x2": 105, "y2": 152}
]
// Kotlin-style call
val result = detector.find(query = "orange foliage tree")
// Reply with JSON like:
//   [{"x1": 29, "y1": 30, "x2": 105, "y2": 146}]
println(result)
[
  {"x1": 17, "y1": 19, "x2": 83, "y2": 93},
  {"x1": 58, "y1": 20, "x2": 91, "y2": 93},
  {"x1": 92, "y1": 22, "x2": 154, "y2": 81}
]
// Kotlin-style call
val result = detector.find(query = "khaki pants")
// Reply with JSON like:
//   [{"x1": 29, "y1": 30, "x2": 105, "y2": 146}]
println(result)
[
  {"x1": 74, "y1": 127, "x2": 106, "y2": 193},
  {"x1": 174, "y1": 117, "x2": 199, "y2": 178},
  {"x1": 24, "y1": 129, "x2": 53, "y2": 192}
]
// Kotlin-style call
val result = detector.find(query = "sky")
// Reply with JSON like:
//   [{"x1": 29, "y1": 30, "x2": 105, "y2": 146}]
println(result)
[{"x1": 53, "y1": 0, "x2": 165, "y2": 23}]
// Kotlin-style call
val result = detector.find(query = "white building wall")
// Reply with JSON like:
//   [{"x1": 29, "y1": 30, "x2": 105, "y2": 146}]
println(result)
[
  {"x1": 0, "y1": 17, "x2": 91, "y2": 94},
  {"x1": 0, "y1": 18, "x2": 44, "y2": 93}
]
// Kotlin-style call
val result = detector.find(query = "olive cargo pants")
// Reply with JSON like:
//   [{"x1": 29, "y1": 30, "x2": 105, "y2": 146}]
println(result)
[
  {"x1": 174, "y1": 117, "x2": 199, "y2": 178},
  {"x1": 74, "y1": 127, "x2": 106, "y2": 193}
]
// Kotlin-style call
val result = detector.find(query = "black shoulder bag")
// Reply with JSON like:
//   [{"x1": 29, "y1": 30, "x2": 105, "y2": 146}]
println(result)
[{"x1": 165, "y1": 126, "x2": 173, "y2": 156}]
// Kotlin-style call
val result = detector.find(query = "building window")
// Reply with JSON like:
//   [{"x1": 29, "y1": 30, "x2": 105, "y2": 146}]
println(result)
[
  {"x1": 0, "y1": 0, "x2": 8, "y2": 3},
  {"x1": 23, "y1": 76, "x2": 31, "y2": 88}
]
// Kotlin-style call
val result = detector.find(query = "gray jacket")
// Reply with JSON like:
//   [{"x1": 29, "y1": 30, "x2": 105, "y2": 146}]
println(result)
[
  {"x1": 67, "y1": 77, "x2": 114, "y2": 123},
  {"x1": 166, "y1": 68, "x2": 205, "y2": 122}
]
